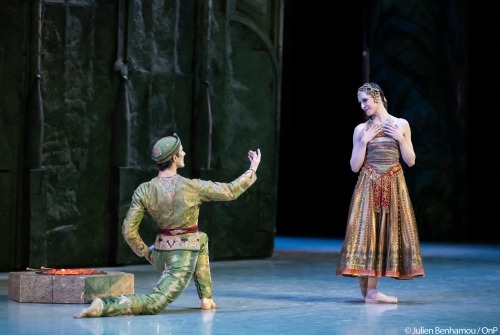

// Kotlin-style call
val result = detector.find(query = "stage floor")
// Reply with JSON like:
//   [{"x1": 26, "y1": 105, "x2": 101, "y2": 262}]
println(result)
[{"x1": 1, "y1": 236, "x2": 499, "y2": 335}]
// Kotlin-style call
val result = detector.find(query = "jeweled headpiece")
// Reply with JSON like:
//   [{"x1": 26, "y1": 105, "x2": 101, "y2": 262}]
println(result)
[{"x1": 357, "y1": 83, "x2": 381, "y2": 103}]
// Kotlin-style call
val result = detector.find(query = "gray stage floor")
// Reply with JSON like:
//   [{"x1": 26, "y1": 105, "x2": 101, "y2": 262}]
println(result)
[{"x1": 1, "y1": 236, "x2": 499, "y2": 335}]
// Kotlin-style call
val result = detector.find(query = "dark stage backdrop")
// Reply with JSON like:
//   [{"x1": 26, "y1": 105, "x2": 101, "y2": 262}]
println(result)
[
  {"x1": 277, "y1": 2, "x2": 363, "y2": 238},
  {"x1": 467, "y1": 3, "x2": 499, "y2": 243},
  {"x1": 277, "y1": 1, "x2": 499, "y2": 243}
]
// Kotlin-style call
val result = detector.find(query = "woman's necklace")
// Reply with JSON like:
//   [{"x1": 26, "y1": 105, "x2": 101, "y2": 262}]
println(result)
[{"x1": 368, "y1": 114, "x2": 393, "y2": 127}]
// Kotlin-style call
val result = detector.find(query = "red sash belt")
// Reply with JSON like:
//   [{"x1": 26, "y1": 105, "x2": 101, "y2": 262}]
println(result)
[
  {"x1": 364, "y1": 163, "x2": 402, "y2": 211},
  {"x1": 159, "y1": 225, "x2": 198, "y2": 236}
]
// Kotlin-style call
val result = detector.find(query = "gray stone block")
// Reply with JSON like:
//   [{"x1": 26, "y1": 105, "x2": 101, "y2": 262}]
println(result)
[{"x1": 8, "y1": 271, "x2": 134, "y2": 303}]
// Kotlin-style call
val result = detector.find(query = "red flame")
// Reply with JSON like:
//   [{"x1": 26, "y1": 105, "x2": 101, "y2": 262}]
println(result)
[{"x1": 39, "y1": 268, "x2": 106, "y2": 275}]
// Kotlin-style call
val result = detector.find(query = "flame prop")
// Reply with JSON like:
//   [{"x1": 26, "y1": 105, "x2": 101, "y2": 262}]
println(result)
[{"x1": 27, "y1": 267, "x2": 106, "y2": 275}]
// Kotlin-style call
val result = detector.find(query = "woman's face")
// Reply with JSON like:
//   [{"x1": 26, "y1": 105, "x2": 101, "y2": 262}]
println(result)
[{"x1": 358, "y1": 91, "x2": 377, "y2": 117}]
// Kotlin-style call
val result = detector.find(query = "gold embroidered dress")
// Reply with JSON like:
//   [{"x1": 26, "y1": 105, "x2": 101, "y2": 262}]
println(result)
[{"x1": 336, "y1": 123, "x2": 424, "y2": 279}]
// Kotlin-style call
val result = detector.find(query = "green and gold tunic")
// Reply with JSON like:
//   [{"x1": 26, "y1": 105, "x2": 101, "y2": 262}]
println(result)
[{"x1": 99, "y1": 169, "x2": 256, "y2": 317}]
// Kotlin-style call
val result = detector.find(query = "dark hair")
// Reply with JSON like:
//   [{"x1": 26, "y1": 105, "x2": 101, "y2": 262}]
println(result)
[{"x1": 157, "y1": 160, "x2": 174, "y2": 171}]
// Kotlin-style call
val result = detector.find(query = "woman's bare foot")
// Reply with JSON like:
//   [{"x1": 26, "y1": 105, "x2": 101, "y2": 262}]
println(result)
[
  {"x1": 74, "y1": 298, "x2": 104, "y2": 318},
  {"x1": 201, "y1": 298, "x2": 216, "y2": 310},
  {"x1": 364, "y1": 289, "x2": 397, "y2": 304}
]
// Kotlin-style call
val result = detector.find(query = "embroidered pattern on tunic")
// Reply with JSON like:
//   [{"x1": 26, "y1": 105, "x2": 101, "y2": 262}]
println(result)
[
  {"x1": 157, "y1": 175, "x2": 178, "y2": 216},
  {"x1": 158, "y1": 175, "x2": 178, "y2": 198},
  {"x1": 154, "y1": 234, "x2": 200, "y2": 251}
]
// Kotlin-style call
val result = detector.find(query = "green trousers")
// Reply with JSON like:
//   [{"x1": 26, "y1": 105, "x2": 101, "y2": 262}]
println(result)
[{"x1": 100, "y1": 232, "x2": 212, "y2": 316}]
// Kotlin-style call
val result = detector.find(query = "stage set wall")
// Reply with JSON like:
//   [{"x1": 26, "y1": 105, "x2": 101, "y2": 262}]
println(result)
[{"x1": 0, "y1": 0, "x2": 283, "y2": 271}]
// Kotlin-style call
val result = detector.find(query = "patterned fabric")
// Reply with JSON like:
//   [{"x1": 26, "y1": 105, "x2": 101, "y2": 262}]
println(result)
[
  {"x1": 100, "y1": 248, "x2": 199, "y2": 316},
  {"x1": 99, "y1": 169, "x2": 257, "y2": 317},
  {"x1": 122, "y1": 171, "x2": 256, "y2": 256},
  {"x1": 336, "y1": 128, "x2": 424, "y2": 279}
]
